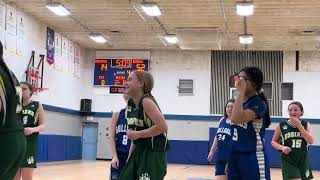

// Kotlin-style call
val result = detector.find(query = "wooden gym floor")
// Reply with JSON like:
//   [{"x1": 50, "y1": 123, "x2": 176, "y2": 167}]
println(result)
[{"x1": 33, "y1": 160, "x2": 320, "y2": 180}]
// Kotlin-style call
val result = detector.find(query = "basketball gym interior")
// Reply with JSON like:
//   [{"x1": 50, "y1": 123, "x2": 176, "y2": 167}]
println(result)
[{"x1": 2, "y1": 0, "x2": 320, "y2": 179}]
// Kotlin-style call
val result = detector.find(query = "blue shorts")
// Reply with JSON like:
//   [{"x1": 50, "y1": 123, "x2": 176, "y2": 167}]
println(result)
[
  {"x1": 214, "y1": 149, "x2": 230, "y2": 176},
  {"x1": 215, "y1": 161, "x2": 228, "y2": 176},
  {"x1": 228, "y1": 150, "x2": 270, "y2": 180},
  {"x1": 110, "y1": 152, "x2": 129, "y2": 180}
]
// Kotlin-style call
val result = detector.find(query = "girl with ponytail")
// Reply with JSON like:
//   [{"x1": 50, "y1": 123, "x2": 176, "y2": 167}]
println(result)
[{"x1": 228, "y1": 67, "x2": 271, "y2": 180}]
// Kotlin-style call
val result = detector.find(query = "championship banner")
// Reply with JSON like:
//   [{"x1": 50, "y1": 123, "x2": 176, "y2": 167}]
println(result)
[{"x1": 46, "y1": 27, "x2": 55, "y2": 65}]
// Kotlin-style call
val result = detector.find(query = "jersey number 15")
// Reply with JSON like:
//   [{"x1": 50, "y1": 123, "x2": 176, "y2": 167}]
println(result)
[{"x1": 292, "y1": 139, "x2": 302, "y2": 148}]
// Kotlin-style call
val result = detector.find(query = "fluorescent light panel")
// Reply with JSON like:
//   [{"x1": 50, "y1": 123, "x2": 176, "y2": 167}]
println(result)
[
  {"x1": 236, "y1": 2, "x2": 254, "y2": 16},
  {"x1": 141, "y1": 2, "x2": 161, "y2": 16},
  {"x1": 89, "y1": 33, "x2": 107, "y2": 43},
  {"x1": 164, "y1": 35, "x2": 178, "y2": 44},
  {"x1": 239, "y1": 34, "x2": 253, "y2": 44},
  {"x1": 46, "y1": 3, "x2": 70, "y2": 16}
]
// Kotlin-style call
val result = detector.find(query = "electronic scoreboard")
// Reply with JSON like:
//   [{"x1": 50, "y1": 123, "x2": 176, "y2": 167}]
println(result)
[{"x1": 93, "y1": 58, "x2": 149, "y2": 86}]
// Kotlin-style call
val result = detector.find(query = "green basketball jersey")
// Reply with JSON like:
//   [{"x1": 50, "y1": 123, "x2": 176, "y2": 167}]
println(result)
[
  {"x1": 127, "y1": 94, "x2": 169, "y2": 151},
  {"x1": 280, "y1": 120, "x2": 308, "y2": 158},
  {"x1": 280, "y1": 120, "x2": 313, "y2": 179},
  {"x1": 22, "y1": 101, "x2": 40, "y2": 139},
  {"x1": 0, "y1": 61, "x2": 23, "y2": 133}
]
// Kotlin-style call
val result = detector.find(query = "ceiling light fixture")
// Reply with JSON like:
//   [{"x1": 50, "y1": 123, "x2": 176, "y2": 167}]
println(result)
[
  {"x1": 46, "y1": 2, "x2": 71, "y2": 16},
  {"x1": 236, "y1": 1, "x2": 254, "y2": 16},
  {"x1": 239, "y1": 34, "x2": 253, "y2": 44},
  {"x1": 89, "y1": 33, "x2": 107, "y2": 43},
  {"x1": 164, "y1": 34, "x2": 178, "y2": 44},
  {"x1": 140, "y1": 2, "x2": 161, "y2": 16}
]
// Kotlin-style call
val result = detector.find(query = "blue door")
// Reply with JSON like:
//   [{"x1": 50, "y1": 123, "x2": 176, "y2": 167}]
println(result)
[{"x1": 82, "y1": 123, "x2": 98, "y2": 160}]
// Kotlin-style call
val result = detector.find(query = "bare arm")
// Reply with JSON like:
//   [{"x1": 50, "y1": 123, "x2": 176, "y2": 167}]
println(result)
[
  {"x1": 33, "y1": 103, "x2": 45, "y2": 133},
  {"x1": 271, "y1": 126, "x2": 286, "y2": 151},
  {"x1": 231, "y1": 91, "x2": 257, "y2": 124},
  {"x1": 298, "y1": 123, "x2": 314, "y2": 144},
  {"x1": 210, "y1": 136, "x2": 218, "y2": 153},
  {"x1": 209, "y1": 118, "x2": 223, "y2": 153},
  {"x1": 135, "y1": 98, "x2": 168, "y2": 138},
  {"x1": 109, "y1": 111, "x2": 120, "y2": 159}
]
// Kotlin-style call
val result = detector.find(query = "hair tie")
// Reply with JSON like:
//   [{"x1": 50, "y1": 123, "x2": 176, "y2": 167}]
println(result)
[{"x1": 258, "y1": 88, "x2": 264, "y2": 94}]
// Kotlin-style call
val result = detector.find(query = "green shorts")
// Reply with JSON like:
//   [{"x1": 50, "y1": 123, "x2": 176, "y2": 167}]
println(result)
[
  {"x1": 281, "y1": 153, "x2": 313, "y2": 180},
  {"x1": 119, "y1": 143, "x2": 167, "y2": 180},
  {"x1": 0, "y1": 131, "x2": 26, "y2": 180},
  {"x1": 20, "y1": 136, "x2": 38, "y2": 168}
]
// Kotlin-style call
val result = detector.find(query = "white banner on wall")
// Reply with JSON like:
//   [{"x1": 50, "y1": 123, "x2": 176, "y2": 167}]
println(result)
[
  {"x1": 61, "y1": 36, "x2": 69, "y2": 72},
  {"x1": 16, "y1": 13, "x2": 26, "y2": 56},
  {"x1": 5, "y1": 5, "x2": 17, "y2": 53},
  {"x1": 0, "y1": 4, "x2": 5, "y2": 28},
  {"x1": 54, "y1": 32, "x2": 62, "y2": 70},
  {"x1": 5, "y1": 5, "x2": 16, "y2": 35},
  {"x1": 0, "y1": 4, "x2": 5, "y2": 44},
  {"x1": 5, "y1": 31, "x2": 16, "y2": 53},
  {"x1": 68, "y1": 40, "x2": 74, "y2": 74},
  {"x1": 74, "y1": 43, "x2": 80, "y2": 78}
]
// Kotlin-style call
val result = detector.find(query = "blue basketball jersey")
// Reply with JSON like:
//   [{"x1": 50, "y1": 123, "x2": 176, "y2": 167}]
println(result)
[
  {"x1": 215, "y1": 117, "x2": 232, "y2": 162},
  {"x1": 115, "y1": 108, "x2": 131, "y2": 153},
  {"x1": 231, "y1": 95, "x2": 267, "y2": 152}
]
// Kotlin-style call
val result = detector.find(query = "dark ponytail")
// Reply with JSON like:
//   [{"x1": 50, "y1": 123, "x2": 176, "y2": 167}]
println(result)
[{"x1": 258, "y1": 92, "x2": 271, "y2": 128}]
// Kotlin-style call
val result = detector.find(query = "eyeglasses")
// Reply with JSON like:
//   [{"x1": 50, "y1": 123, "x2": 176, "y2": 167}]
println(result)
[
  {"x1": 232, "y1": 73, "x2": 251, "y2": 81},
  {"x1": 238, "y1": 75, "x2": 251, "y2": 81}
]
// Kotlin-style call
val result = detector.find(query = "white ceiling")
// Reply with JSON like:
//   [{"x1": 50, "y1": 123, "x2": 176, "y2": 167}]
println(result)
[{"x1": 8, "y1": 0, "x2": 320, "y2": 50}]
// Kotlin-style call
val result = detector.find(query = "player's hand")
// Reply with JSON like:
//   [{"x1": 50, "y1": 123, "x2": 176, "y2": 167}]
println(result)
[
  {"x1": 282, "y1": 146, "x2": 292, "y2": 155},
  {"x1": 234, "y1": 76, "x2": 246, "y2": 93},
  {"x1": 207, "y1": 151, "x2": 214, "y2": 162},
  {"x1": 24, "y1": 127, "x2": 34, "y2": 136},
  {"x1": 111, "y1": 156, "x2": 119, "y2": 169},
  {"x1": 290, "y1": 117, "x2": 302, "y2": 128},
  {"x1": 127, "y1": 131, "x2": 141, "y2": 141}
]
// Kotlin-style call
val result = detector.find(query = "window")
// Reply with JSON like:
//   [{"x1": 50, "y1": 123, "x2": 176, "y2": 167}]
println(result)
[
  {"x1": 281, "y1": 83, "x2": 293, "y2": 100},
  {"x1": 178, "y1": 79, "x2": 193, "y2": 94},
  {"x1": 262, "y1": 82, "x2": 272, "y2": 100}
]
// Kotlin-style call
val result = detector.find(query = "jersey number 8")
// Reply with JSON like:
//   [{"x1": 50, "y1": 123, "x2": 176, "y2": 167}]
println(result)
[{"x1": 122, "y1": 135, "x2": 128, "y2": 145}]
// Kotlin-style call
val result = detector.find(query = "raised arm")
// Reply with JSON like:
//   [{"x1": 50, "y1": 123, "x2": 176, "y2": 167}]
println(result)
[{"x1": 298, "y1": 122, "x2": 314, "y2": 144}]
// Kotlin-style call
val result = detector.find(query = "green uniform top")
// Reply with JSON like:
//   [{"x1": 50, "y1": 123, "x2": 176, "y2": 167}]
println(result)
[
  {"x1": 0, "y1": 61, "x2": 23, "y2": 133},
  {"x1": 22, "y1": 101, "x2": 40, "y2": 140},
  {"x1": 279, "y1": 120, "x2": 313, "y2": 180},
  {"x1": 280, "y1": 120, "x2": 308, "y2": 159},
  {"x1": 127, "y1": 94, "x2": 169, "y2": 151}
]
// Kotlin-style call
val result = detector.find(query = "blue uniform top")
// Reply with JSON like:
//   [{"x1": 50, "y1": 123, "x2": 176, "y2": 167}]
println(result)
[
  {"x1": 231, "y1": 95, "x2": 267, "y2": 152},
  {"x1": 115, "y1": 108, "x2": 131, "y2": 153},
  {"x1": 215, "y1": 117, "x2": 232, "y2": 162}
]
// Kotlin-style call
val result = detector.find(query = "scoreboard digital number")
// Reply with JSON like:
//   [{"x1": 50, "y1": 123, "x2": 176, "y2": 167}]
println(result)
[
  {"x1": 109, "y1": 86, "x2": 125, "y2": 94},
  {"x1": 93, "y1": 58, "x2": 149, "y2": 86}
]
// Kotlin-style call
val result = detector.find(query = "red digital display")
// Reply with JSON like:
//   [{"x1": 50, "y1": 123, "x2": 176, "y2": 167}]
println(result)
[
  {"x1": 95, "y1": 59, "x2": 108, "y2": 64},
  {"x1": 111, "y1": 59, "x2": 132, "y2": 68},
  {"x1": 110, "y1": 86, "x2": 126, "y2": 94}
]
